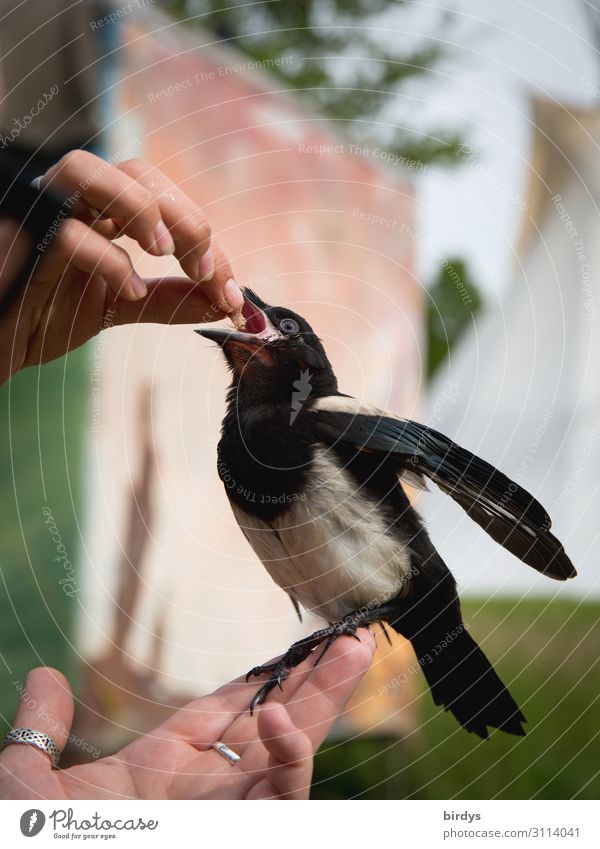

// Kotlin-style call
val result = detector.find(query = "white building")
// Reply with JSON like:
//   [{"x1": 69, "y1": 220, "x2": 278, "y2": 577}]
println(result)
[{"x1": 423, "y1": 98, "x2": 600, "y2": 599}]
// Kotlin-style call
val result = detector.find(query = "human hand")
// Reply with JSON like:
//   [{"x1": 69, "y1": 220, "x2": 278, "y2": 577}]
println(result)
[
  {"x1": 0, "y1": 151, "x2": 244, "y2": 383},
  {"x1": 0, "y1": 632, "x2": 375, "y2": 799}
]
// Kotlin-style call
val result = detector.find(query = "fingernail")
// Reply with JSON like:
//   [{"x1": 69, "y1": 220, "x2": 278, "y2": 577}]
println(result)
[
  {"x1": 197, "y1": 248, "x2": 215, "y2": 282},
  {"x1": 224, "y1": 277, "x2": 244, "y2": 312},
  {"x1": 154, "y1": 220, "x2": 175, "y2": 255},
  {"x1": 131, "y1": 273, "x2": 147, "y2": 299}
]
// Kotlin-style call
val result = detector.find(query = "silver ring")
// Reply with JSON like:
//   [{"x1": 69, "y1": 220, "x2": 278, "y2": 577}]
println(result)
[
  {"x1": 212, "y1": 741, "x2": 240, "y2": 765},
  {"x1": 2, "y1": 728, "x2": 61, "y2": 769},
  {"x1": 30, "y1": 176, "x2": 43, "y2": 191}
]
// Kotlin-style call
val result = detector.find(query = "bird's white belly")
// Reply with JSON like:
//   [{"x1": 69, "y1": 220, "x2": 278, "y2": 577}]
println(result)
[{"x1": 230, "y1": 446, "x2": 411, "y2": 622}]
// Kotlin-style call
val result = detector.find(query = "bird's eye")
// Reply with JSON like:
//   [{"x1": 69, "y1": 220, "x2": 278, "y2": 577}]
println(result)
[{"x1": 279, "y1": 318, "x2": 300, "y2": 334}]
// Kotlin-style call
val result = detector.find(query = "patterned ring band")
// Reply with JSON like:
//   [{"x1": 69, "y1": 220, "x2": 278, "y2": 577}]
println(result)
[{"x1": 2, "y1": 728, "x2": 61, "y2": 769}]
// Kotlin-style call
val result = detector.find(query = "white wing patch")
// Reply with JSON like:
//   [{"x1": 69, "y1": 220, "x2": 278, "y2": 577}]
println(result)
[
  {"x1": 311, "y1": 395, "x2": 427, "y2": 493},
  {"x1": 231, "y1": 446, "x2": 412, "y2": 622},
  {"x1": 311, "y1": 395, "x2": 394, "y2": 418}
]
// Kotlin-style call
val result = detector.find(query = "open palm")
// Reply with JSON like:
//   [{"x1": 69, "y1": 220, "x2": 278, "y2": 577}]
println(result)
[{"x1": 0, "y1": 633, "x2": 374, "y2": 800}]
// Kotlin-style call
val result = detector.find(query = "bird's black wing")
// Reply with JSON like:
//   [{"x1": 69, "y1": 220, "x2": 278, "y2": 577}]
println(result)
[{"x1": 309, "y1": 397, "x2": 576, "y2": 581}]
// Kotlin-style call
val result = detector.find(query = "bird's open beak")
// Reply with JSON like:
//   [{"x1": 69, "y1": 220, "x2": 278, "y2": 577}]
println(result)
[
  {"x1": 195, "y1": 326, "x2": 260, "y2": 347},
  {"x1": 195, "y1": 292, "x2": 280, "y2": 351}
]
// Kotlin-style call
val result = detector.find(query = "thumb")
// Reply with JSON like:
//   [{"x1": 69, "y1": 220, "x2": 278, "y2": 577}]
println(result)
[
  {"x1": 112, "y1": 276, "x2": 228, "y2": 327},
  {"x1": 1, "y1": 668, "x2": 74, "y2": 771}
]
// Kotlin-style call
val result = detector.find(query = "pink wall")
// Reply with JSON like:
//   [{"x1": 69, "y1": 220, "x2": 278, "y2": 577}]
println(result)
[{"x1": 75, "y1": 16, "x2": 422, "y2": 748}]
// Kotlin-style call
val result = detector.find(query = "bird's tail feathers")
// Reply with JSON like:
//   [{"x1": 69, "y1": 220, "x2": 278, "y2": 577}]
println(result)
[{"x1": 407, "y1": 623, "x2": 526, "y2": 739}]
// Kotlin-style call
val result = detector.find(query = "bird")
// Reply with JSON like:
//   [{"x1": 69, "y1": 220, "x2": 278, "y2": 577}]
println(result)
[{"x1": 197, "y1": 288, "x2": 576, "y2": 739}]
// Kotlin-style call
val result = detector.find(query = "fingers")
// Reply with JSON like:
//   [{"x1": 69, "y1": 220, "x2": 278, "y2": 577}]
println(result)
[
  {"x1": 38, "y1": 151, "x2": 245, "y2": 317},
  {"x1": 233, "y1": 635, "x2": 373, "y2": 799},
  {"x1": 38, "y1": 217, "x2": 147, "y2": 300},
  {"x1": 40, "y1": 150, "x2": 174, "y2": 258},
  {"x1": 246, "y1": 703, "x2": 313, "y2": 800},
  {"x1": 205, "y1": 630, "x2": 374, "y2": 725},
  {"x1": 203, "y1": 240, "x2": 243, "y2": 318},
  {"x1": 168, "y1": 631, "x2": 374, "y2": 755},
  {"x1": 116, "y1": 159, "x2": 243, "y2": 314},
  {"x1": 0, "y1": 668, "x2": 73, "y2": 773},
  {"x1": 158, "y1": 645, "x2": 318, "y2": 745},
  {"x1": 112, "y1": 245, "x2": 238, "y2": 326},
  {"x1": 116, "y1": 158, "x2": 209, "y2": 276},
  {"x1": 283, "y1": 631, "x2": 376, "y2": 750}
]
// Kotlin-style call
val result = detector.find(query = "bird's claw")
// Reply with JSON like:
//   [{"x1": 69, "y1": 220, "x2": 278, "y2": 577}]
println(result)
[
  {"x1": 379, "y1": 620, "x2": 393, "y2": 646},
  {"x1": 249, "y1": 686, "x2": 267, "y2": 716},
  {"x1": 246, "y1": 613, "x2": 377, "y2": 713},
  {"x1": 248, "y1": 662, "x2": 289, "y2": 714},
  {"x1": 245, "y1": 661, "x2": 279, "y2": 683}
]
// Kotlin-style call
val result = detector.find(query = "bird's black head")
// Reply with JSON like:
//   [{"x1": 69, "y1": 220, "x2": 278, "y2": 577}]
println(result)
[{"x1": 196, "y1": 288, "x2": 337, "y2": 405}]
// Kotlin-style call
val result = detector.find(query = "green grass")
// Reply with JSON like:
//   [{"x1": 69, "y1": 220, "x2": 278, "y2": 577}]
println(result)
[
  {"x1": 0, "y1": 349, "x2": 88, "y2": 732},
  {"x1": 312, "y1": 597, "x2": 600, "y2": 799}
]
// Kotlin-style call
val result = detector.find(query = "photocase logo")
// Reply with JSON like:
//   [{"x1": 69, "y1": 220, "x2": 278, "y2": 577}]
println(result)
[
  {"x1": 290, "y1": 369, "x2": 312, "y2": 424},
  {"x1": 19, "y1": 810, "x2": 45, "y2": 837}
]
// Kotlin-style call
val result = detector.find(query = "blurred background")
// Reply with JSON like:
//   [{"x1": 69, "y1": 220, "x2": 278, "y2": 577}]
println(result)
[{"x1": 1, "y1": 0, "x2": 599, "y2": 799}]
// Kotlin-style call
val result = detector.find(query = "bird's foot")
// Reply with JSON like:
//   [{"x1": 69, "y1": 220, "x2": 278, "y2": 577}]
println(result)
[{"x1": 245, "y1": 614, "x2": 369, "y2": 714}]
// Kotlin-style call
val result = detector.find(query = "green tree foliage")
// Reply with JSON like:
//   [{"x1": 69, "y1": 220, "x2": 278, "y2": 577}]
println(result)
[
  {"x1": 165, "y1": 0, "x2": 465, "y2": 165},
  {"x1": 165, "y1": 1, "x2": 484, "y2": 374},
  {"x1": 427, "y1": 256, "x2": 482, "y2": 379}
]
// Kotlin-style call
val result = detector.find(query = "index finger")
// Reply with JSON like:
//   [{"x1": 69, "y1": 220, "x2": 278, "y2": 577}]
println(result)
[
  {"x1": 40, "y1": 151, "x2": 168, "y2": 258},
  {"x1": 161, "y1": 630, "x2": 375, "y2": 749},
  {"x1": 217, "y1": 630, "x2": 376, "y2": 775},
  {"x1": 116, "y1": 161, "x2": 244, "y2": 314},
  {"x1": 279, "y1": 630, "x2": 375, "y2": 748},
  {"x1": 116, "y1": 158, "x2": 211, "y2": 281}
]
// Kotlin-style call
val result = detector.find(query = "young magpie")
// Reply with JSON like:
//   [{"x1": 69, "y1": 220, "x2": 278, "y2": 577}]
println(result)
[{"x1": 197, "y1": 289, "x2": 576, "y2": 739}]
